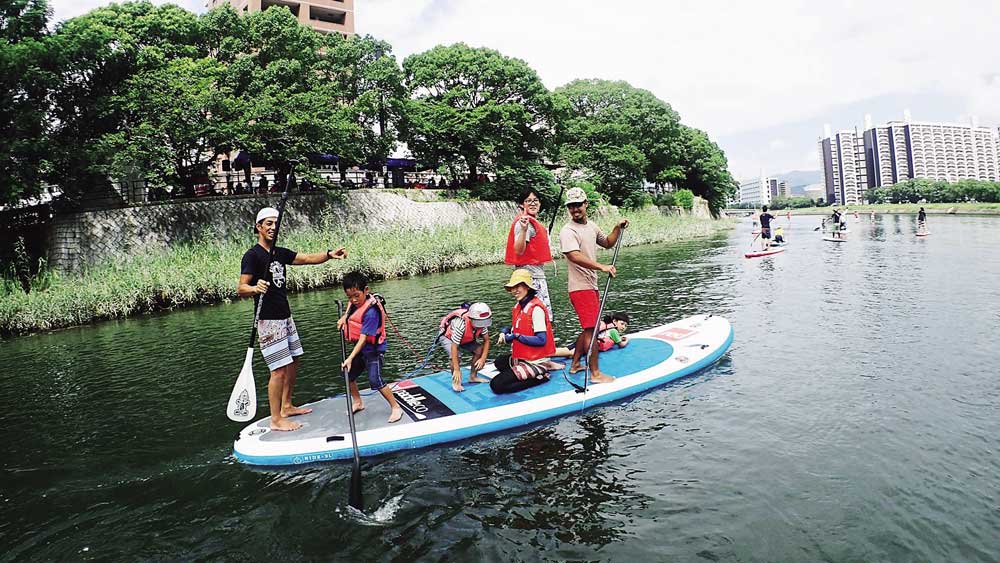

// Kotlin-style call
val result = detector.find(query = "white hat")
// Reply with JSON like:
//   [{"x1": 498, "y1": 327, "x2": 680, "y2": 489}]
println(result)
[
  {"x1": 467, "y1": 302, "x2": 492, "y2": 328},
  {"x1": 564, "y1": 187, "x2": 587, "y2": 205},
  {"x1": 256, "y1": 207, "x2": 279, "y2": 224}
]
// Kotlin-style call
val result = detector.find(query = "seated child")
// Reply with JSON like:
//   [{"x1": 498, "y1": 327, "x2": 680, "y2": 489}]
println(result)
[
  {"x1": 773, "y1": 227, "x2": 785, "y2": 243},
  {"x1": 553, "y1": 312, "x2": 630, "y2": 356}
]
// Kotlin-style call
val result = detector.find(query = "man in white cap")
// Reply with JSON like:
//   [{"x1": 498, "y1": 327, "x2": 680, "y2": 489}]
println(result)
[
  {"x1": 437, "y1": 302, "x2": 492, "y2": 392},
  {"x1": 558, "y1": 187, "x2": 628, "y2": 384},
  {"x1": 237, "y1": 207, "x2": 347, "y2": 431}
]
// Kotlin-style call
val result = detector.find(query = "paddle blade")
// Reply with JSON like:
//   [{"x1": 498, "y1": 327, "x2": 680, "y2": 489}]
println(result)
[
  {"x1": 349, "y1": 463, "x2": 363, "y2": 510},
  {"x1": 227, "y1": 348, "x2": 257, "y2": 422}
]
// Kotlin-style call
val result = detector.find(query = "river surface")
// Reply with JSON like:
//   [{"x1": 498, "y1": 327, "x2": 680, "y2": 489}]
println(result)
[{"x1": 2, "y1": 214, "x2": 999, "y2": 562}]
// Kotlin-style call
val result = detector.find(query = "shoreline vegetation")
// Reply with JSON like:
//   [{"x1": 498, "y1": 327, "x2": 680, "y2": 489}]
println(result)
[
  {"x1": 775, "y1": 203, "x2": 1000, "y2": 215},
  {"x1": 0, "y1": 210, "x2": 734, "y2": 338}
]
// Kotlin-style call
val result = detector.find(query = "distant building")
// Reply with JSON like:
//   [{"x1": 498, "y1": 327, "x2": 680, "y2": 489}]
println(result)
[
  {"x1": 821, "y1": 111, "x2": 999, "y2": 204},
  {"x1": 739, "y1": 173, "x2": 773, "y2": 207},
  {"x1": 206, "y1": 0, "x2": 355, "y2": 36}
]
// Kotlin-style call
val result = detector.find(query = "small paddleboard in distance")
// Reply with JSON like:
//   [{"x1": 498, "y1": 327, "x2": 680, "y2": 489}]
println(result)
[
  {"x1": 915, "y1": 232, "x2": 931, "y2": 237},
  {"x1": 745, "y1": 247, "x2": 786, "y2": 258},
  {"x1": 232, "y1": 314, "x2": 733, "y2": 466},
  {"x1": 822, "y1": 237, "x2": 847, "y2": 242}
]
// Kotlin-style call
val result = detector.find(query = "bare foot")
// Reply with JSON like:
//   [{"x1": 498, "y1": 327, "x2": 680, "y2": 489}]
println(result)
[
  {"x1": 589, "y1": 371, "x2": 615, "y2": 384},
  {"x1": 568, "y1": 363, "x2": 585, "y2": 374},
  {"x1": 270, "y1": 418, "x2": 302, "y2": 432},
  {"x1": 281, "y1": 405, "x2": 313, "y2": 417},
  {"x1": 452, "y1": 376, "x2": 465, "y2": 392},
  {"x1": 468, "y1": 374, "x2": 486, "y2": 383},
  {"x1": 538, "y1": 360, "x2": 564, "y2": 371},
  {"x1": 351, "y1": 401, "x2": 365, "y2": 414},
  {"x1": 388, "y1": 407, "x2": 403, "y2": 423}
]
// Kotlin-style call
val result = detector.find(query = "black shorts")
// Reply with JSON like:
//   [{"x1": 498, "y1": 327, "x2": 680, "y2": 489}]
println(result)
[{"x1": 761, "y1": 227, "x2": 771, "y2": 239}]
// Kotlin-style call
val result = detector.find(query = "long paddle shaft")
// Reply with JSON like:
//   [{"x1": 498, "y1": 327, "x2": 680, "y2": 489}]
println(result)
[
  {"x1": 581, "y1": 225, "x2": 626, "y2": 394},
  {"x1": 226, "y1": 164, "x2": 295, "y2": 422},
  {"x1": 337, "y1": 300, "x2": 364, "y2": 511},
  {"x1": 546, "y1": 178, "x2": 566, "y2": 235}
]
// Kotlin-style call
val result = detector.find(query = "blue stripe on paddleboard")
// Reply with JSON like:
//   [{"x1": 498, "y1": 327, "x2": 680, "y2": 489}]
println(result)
[{"x1": 233, "y1": 328, "x2": 733, "y2": 465}]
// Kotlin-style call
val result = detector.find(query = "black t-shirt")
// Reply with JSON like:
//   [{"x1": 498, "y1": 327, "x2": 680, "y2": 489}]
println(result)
[
  {"x1": 918, "y1": 210, "x2": 926, "y2": 220},
  {"x1": 241, "y1": 244, "x2": 297, "y2": 320},
  {"x1": 760, "y1": 213, "x2": 775, "y2": 229}
]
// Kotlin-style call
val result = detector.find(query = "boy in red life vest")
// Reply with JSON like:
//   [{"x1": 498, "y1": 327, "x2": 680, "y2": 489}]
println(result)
[
  {"x1": 437, "y1": 302, "x2": 492, "y2": 392},
  {"x1": 490, "y1": 269, "x2": 562, "y2": 394},
  {"x1": 336, "y1": 272, "x2": 403, "y2": 423},
  {"x1": 504, "y1": 189, "x2": 554, "y2": 320}
]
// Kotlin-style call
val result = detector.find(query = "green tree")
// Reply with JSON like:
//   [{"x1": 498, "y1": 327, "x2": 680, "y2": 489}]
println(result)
[
  {"x1": 674, "y1": 188, "x2": 694, "y2": 210},
  {"x1": 0, "y1": 0, "x2": 53, "y2": 204},
  {"x1": 674, "y1": 126, "x2": 736, "y2": 215},
  {"x1": 400, "y1": 43, "x2": 553, "y2": 192}
]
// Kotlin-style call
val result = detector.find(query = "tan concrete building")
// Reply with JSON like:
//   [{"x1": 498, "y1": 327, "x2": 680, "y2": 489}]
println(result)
[{"x1": 205, "y1": 0, "x2": 355, "y2": 36}]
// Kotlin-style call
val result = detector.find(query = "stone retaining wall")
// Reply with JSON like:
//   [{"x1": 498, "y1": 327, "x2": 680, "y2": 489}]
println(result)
[{"x1": 47, "y1": 190, "x2": 518, "y2": 272}]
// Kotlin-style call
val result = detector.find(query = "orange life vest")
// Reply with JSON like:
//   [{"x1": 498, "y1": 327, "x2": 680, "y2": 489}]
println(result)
[
  {"x1": 345, "y1": 295, "x2": 387, "y2": 345},
  {"x1": 511, "y1": 296, "x2": 556, "y2": 361},
  {"x1": 504, "y1": 214, "x2": 553, "y2": 266},
  {"x1": 440, "y1": 310, "x2": 483, "y2": 345}
]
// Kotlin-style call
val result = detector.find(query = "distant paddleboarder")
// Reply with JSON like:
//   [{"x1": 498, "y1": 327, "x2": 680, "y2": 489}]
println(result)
[
  {"x1": 917, "y1": 207, "x2": 927, "y2": 232},
  {"x1": 759, "y1": 205, "x2": 776, "y2": 249}
]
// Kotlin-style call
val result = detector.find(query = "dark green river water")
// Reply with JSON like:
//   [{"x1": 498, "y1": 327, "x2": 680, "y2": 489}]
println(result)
[{"x1": 2, "y1": 214, "x2": 999, "y2": 561}]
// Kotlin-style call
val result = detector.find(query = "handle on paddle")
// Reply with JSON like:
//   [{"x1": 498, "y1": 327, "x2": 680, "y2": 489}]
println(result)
[
  {"x1": 581, "y1": 224, "x2": 626, "y2": 394},
  {"x1": 547, "y1": 178, "x2": 566, "y2": 235},
  {"x1": 337, "y1": 300, "x2": 364, "y2": 511}
]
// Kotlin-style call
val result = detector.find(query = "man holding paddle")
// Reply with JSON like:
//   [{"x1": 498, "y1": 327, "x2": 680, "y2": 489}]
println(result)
[
  {"x1": 559, "y1": 187, "x2": 627, "y2": 384},
  {"x1": 237, "y1": 207, "x2": 347, "y2": 431}
]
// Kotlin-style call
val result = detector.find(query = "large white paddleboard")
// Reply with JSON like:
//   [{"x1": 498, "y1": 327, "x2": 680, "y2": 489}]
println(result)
[{"x1": 233, "y1": 314, "x2": 733, "y2": 466}]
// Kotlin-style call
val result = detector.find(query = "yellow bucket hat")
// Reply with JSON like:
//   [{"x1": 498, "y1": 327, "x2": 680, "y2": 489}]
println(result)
[{"x1": 504, "y1": 269, "x2": 533, "y2": 289}]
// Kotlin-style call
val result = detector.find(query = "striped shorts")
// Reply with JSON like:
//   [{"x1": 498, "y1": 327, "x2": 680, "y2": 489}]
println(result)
[{"x1": 257, "y1": 317, "x2": 304, "y2": 372}]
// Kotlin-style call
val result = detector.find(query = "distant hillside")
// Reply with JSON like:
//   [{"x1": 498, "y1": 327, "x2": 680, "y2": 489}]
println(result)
[{"x1": 774, "y1": 170, "x2": 822, "y2": 194}]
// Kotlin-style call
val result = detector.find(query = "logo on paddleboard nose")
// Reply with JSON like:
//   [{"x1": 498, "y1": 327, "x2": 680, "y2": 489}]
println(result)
[{"x1": 392, "y1": 381, "x2": 455, "y2": 421}]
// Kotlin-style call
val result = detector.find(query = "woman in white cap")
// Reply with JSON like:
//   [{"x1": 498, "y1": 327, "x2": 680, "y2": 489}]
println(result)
[
  {"x1": 490, "y1": 269, "x2": 561, "y2": 394},
  {"x1": 504, "y1": 188, "x2": 554, "y2": 319},
  {"x1": 237, "y1": 207, "x2": 347, "y2": 431}
]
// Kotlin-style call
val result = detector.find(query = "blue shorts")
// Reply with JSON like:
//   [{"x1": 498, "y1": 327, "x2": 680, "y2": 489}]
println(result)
[{"x1": 348, "y1": 351, "x2": 386, "y2": 390}]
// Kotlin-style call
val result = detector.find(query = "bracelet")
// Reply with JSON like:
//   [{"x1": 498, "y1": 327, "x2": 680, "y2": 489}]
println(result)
[{"x1": 326, "y1": 248, "x2": 332, "y2": 259}]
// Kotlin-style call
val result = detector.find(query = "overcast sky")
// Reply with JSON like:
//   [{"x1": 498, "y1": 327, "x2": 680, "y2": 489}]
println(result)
[{"x1": 50, "y1": 0, "x2": 1000, "y2": 180}]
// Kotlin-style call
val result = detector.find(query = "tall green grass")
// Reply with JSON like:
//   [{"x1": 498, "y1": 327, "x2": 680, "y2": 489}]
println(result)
[{"x1": 0, "y1": 210, "x2": 733, "y2": 337}]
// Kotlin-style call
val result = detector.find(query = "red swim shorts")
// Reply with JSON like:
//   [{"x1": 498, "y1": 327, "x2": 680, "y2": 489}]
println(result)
[{"x1": 569, "y1": 289, "x2": 600, "y2": 330}]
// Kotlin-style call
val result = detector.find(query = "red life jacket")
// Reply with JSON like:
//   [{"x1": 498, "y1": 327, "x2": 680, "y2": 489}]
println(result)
[
  {"x1": 595, "y1": 320, "x2": 613, "y2": 350},
  {"x1": 511, "y1": 296, "x2": 556, "y2": 361},
  {"x1": 440, "y1": 310, "x2": 483, "y2": 345},
  {"x1": 504, "y1": 214, "x2": 553, "y2": 266},
  {"x1": 345, "y1": 295, "x2": 387, "y2": 345}
]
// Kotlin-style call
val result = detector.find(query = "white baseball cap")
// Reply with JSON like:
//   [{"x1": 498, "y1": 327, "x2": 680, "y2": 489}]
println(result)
[
  {"x1": 256, "y1": 207, "x2": 279, "y2": 224},
  {"x1": 564, "y1": 187, "x2": 587, "y2": 205},
  {"x1": 467, "y1": 302, "x2": 492, "y2": 328}
]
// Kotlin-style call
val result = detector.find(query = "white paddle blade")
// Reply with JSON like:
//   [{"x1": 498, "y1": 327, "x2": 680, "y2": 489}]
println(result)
[{"x1": 227, "y1": 348, "x2": 257, "y2": 422}]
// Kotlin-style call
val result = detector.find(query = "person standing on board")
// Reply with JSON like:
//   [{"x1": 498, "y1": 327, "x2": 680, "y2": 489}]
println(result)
[
  {"x1": 759, "y1": 206, "x2": 776, "y2": 249},
  {"x1": 870, "y1": 210, "x2": 876, "y2": 223},
  {"x1": 917, "y1": 207, "x2": 927, "y2": 232},
  {"x1": 559, "y1": 187, "x2": 627, "y2": 384},
  {"x1": 831, "y1": 209, "x2": 843, "y2": 239},
  {"x1": 238, "y1": 207, "x2": 348, "y2": 431},
  {"x1": 505, "y1": 188, "x2": 554, "y2": 319}
]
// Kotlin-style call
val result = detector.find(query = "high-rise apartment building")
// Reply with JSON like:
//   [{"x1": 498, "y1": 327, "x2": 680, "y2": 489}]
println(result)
[
  {"x1": 206, "y1": 0, "x2": 355, "y2": 35},
  {"x1": 819, "y1": 127, "x2": 868, "y2": 205},
  {"x1": 822, "y1": 112, "x2": 999, "y2": 202},
  {"x1": 739, "y1": 174, "x2": 776, "y2": 207}
]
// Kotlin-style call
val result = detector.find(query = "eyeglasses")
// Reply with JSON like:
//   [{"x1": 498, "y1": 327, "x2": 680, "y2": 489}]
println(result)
[
  {"x1": 523, "y1": 199, "x2": 540, "y2": 204},
  {"x1": 566, "y1": 202, "x2": 585, "y2": 209}
]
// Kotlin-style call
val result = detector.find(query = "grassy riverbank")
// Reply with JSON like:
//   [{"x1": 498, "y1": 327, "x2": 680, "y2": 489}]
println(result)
[
  {"x1": 0, "y1": 210, "x2": 734, "y2": 337},
  {"x1": 787, "y1": 202, "x2": 1000, "y2": 215}
]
